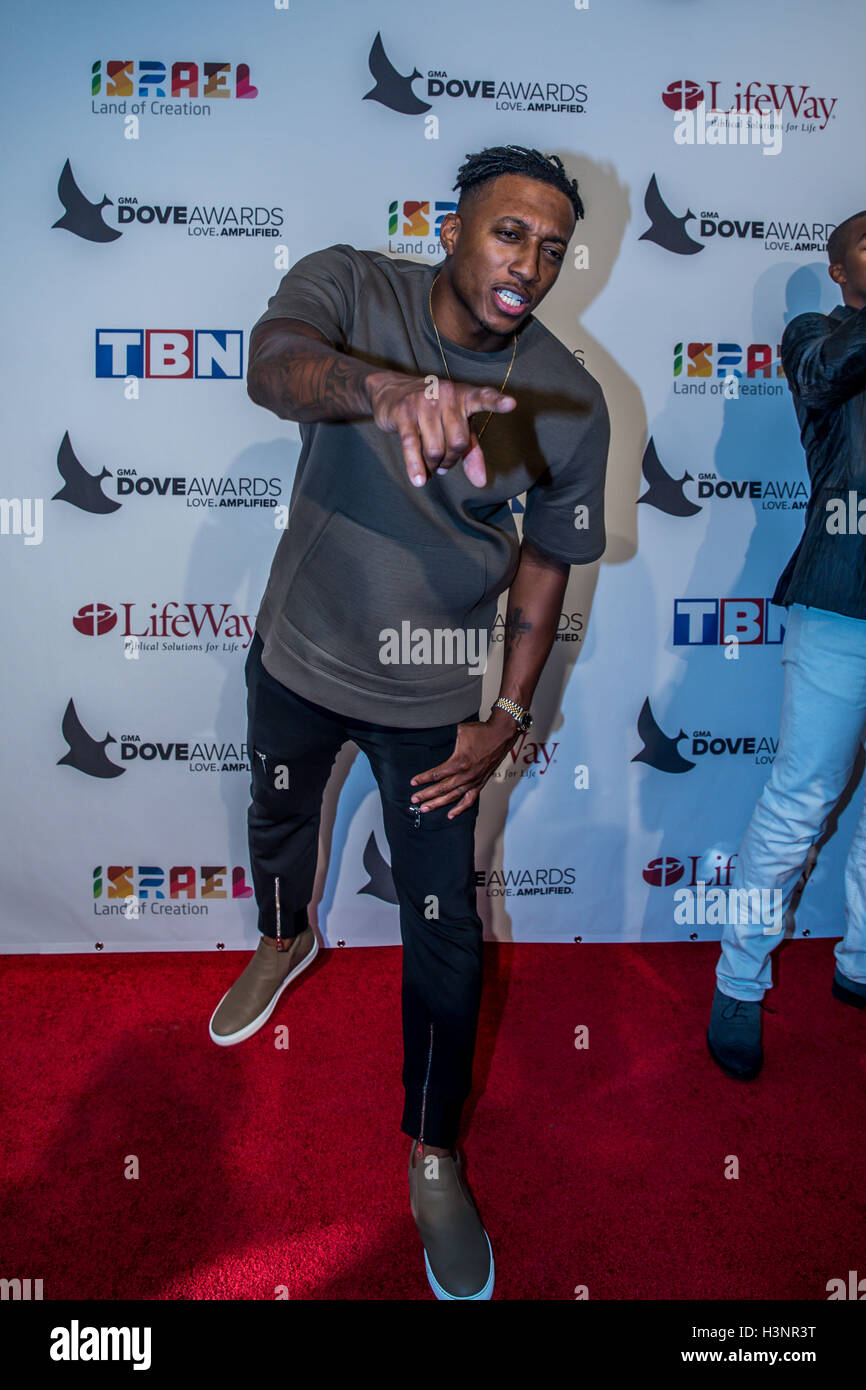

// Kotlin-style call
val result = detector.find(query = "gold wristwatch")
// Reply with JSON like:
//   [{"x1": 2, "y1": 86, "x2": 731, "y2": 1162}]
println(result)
[{"x1": 492, "y1": 697, "x2": 533, "y2": 733}]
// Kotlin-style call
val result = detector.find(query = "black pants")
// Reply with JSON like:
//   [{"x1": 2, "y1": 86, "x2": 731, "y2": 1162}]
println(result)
[{"x1": 244, "y1": 631, "x2": 483, "y2": 1147}]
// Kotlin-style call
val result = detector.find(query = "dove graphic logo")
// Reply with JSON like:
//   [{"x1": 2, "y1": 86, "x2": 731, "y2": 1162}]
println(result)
[
  {"x1": 363, "y1": 33, "x2": 431, "y2": 114},
  {"x1": 632, "y1": 698, "x2": 696, "y2": 774},
  {"x1": 53, "y1": 432, "x2": 120, "y2": 514},
  {"x1": 639, "y1": 175, "x2": 703, "y2": 255},
  {"x1": 58, "y1": 699, "x2": 124, "y2": 779},
  {"x1": 358, "y1": 830, "x2": 399, "y2": 904},
  {"x1": 53, "y1": 159, "x2": 121, "y2": 243},
  {"x1": 637, "y1": 438, "x2": 701, "y2": 518}
]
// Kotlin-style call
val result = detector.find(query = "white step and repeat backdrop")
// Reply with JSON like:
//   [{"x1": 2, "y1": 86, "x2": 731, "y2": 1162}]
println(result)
[{"x1": 3, "y1": 0, "x2": 864, "y2": 952}]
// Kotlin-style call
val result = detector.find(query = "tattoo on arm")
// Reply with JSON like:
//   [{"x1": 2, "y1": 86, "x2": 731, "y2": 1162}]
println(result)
[
  {"x1": 503, "y1": 607, "x2": 533, "y2": 663},
  {"x1": 248, "y1": 333, "x2": 375, "y2": 422}
]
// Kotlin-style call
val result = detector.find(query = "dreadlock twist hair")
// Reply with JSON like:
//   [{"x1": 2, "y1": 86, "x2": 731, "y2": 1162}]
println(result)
[{"x1": 453, "y1": 145, "x2": 584, "y2": 222}]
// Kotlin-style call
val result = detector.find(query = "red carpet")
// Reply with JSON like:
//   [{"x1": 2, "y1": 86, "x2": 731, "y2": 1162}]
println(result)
[{"x1": 0, "y1": 938, "x2": 862, "y2": 1300}]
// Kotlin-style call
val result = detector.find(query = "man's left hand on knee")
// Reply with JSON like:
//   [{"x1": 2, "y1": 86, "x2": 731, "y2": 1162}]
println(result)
[{"x1": 409, "y1": 718, "x2": 518, "y2": 818}]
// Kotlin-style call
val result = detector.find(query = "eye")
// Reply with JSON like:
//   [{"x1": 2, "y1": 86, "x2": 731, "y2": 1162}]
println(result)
[{"x1": 497, "y1": 229, "x2": 519, "y2": 240}]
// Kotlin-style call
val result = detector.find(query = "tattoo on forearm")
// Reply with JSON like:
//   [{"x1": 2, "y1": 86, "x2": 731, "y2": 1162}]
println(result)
[
  {"x1": 251, "y1": 341, "x2": 372, "y2": 422},
  {"x1": 503, "y1": 607, "x2": 533, "y2": 663}
]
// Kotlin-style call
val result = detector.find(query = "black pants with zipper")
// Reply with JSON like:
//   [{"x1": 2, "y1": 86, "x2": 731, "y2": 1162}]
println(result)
[{"x1": 244, "y1": 630, "x2": 483, "y2": 1148}]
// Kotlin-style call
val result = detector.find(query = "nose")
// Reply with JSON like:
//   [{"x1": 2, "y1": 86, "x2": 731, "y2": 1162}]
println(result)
[{"x1": 508, "y1": 242, "x2": 543, "y2": 286}]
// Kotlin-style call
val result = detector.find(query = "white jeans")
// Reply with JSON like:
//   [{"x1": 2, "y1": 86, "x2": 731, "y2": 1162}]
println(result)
[{"x1": 716, "y1": 603, "x2": 866, "y2": 1001}]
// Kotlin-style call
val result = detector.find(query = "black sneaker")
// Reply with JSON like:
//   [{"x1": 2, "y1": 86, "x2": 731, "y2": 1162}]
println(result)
[{"x1": 707, "y1": 985, "x2": 764, "y2": 1080}]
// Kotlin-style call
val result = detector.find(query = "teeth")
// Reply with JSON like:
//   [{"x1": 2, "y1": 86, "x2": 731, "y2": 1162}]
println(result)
[{"x1": 497, "y1": 288, "x2": 523, "y2": 305}]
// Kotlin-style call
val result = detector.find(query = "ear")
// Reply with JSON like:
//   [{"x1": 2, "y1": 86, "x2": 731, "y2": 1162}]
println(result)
[
  {"x1": 829, "y1": 262, "x2": 846, "y2": 286},
  {"x1": 438, "y1": 212, "x2": 461, "y2": 257}
]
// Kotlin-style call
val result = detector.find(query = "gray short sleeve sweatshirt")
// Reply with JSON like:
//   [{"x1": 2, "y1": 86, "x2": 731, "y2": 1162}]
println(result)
[{"x1": 249, "y1": 243, "x2": 609, "y2": 728}]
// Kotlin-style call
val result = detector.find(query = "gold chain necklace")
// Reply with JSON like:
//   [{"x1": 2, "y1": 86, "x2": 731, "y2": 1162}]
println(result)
[{"x1": 428, "y1": 272, "x2": 517, "y2": 440}]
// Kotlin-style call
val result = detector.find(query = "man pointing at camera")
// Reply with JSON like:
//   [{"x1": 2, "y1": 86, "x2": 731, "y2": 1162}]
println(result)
[{"x1": 209, "y1": 145, "x2": 609, "y2": 1299}]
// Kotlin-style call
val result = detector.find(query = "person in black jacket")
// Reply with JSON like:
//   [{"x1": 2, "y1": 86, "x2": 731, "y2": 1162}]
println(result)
[{"x1": 708, "y1": 208, "x2": 866, "y2": 1079}]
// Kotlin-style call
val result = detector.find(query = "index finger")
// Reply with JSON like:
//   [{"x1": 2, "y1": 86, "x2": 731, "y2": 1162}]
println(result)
[{"x1": 461, "y1": 433, "x2": 486, "y2": 489}]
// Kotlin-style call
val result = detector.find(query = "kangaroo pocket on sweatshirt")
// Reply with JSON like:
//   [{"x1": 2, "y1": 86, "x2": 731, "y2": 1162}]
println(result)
[{"x1": 276, "y1": 509, "x2": 491, "y2": 690}]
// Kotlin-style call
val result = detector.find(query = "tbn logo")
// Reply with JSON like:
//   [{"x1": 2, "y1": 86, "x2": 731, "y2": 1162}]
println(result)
[
  {"x1": 673, "y1": 599, "x2": 786, "y2": 646},
  {"x1": 95, "y1": 331, "x2": 243, "y2": 379}
]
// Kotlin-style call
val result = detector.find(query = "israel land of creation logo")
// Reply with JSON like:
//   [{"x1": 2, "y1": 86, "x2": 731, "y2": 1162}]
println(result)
[
  {"x1": 387, "y1": 197, "x2": 457, "y2": 256},
  {"x1": 92, "y1": 863, "x2": 255, "y2": 916},
  {"x1": 91, "y1": 59, "x2": 258, "y2": 118},
  {"x1": 672, "y1": 341, "x2": 786, "y2": 397}
]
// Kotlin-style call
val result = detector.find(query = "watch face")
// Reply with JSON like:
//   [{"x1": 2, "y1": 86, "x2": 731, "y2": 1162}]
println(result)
[{"x1": 519, "y1": 712, "x2": 533, "y2": 732}]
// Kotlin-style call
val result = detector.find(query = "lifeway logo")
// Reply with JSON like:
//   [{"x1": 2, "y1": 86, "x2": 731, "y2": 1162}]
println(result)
[
  {"x1": 673, "y1": 598, "x2": 786, "y2": 647},
  {"x1": 52, "y1": 158, "x2": 284, "y2": 242},
  {"x1": 52, "y1": 433, "x2": 283, "y2": 515},
  {"x1": 633, "y1": 698, "x2": 778, "y2": 774},
  {"x1": 661, "y1": 79, "x2": 837, "y2": 131},
  {"x1": 95, "y1": 330, "x2": 242, "y2": 379},
  {"x1": 492, "y1": 730, "x2": 558, "y2": 782},
  {"x1": 364, "y1": 32, "x2": 587, "y2": 117},
  {"x1": 57, "y1": 701, "x2": 250, "y2": 779},
  {"x1": 640, "y1": 174, "x2": 834, "y2": 256},
  {"x1": 637, "y1": 441, "x2": 806, "y2": 518},
  {"x1": 72, "y1": 601, "x2": 254, "y2": 650},
  {"x1": 644, "y1": 851, "x2": 737, "y2": 888}
]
